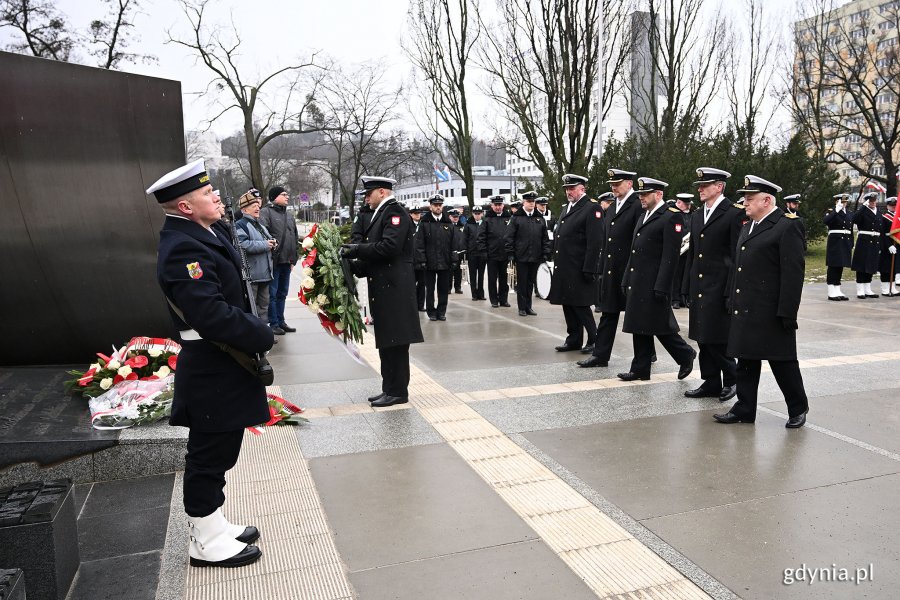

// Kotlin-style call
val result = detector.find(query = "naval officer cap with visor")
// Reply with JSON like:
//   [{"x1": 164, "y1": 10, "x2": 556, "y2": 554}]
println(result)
[
  {"x1": 146, "y1": 159, "x2": 211, "y2": 202},
  {"x1": 736, "y1": 175, "x2": 782, "y2": 196}
]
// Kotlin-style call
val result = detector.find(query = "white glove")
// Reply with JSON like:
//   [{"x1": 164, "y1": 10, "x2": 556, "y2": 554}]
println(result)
[
  {"x1": 890, "y1": 246, "x2": 897, "y2": 255},
  {"x1": 835, "y1": 202, "x2": 843, "y2": 212}
]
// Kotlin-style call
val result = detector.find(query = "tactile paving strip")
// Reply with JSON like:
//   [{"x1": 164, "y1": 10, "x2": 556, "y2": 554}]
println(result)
[
  {"x1": 357, "y1": 336, "x2": 714, "y2": 599},
  {"x1": 184, "y1": 387, "x2": 354, "y2": 600}
]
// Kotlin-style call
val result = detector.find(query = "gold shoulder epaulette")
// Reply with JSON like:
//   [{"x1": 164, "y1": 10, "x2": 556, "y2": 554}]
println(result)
[
  {"x1": 784, "y1": 212, "x2": 798, "y2": 219},
  {"x1": 733, "y1": 202, "x2": 745, "y2": 209},
  {"x1": 668, "y1": 206, "x2": 680, "y2": 212},
  {"x1": 590, "y1": 198, "x2": 598, "y2": 203}
]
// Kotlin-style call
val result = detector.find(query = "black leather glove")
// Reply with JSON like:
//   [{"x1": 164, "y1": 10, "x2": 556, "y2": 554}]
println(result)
[
  {"x1": 654, "y1": 290, "x2": 669, "y2": 302},
  {"x1": 781, "y1": 317, "x2": 798, "y2": 331},
  {"x1": 349, "y1": 259, "x2": 366, "y2": 277},
  {"x1": 582, "y1": 271, "x2": 596, "y2": 283},
  {"x1": 340, "y1": 244, "x2": 359, "y2": 258},
  {"x1": 416, "y1": 262, "x2": 426, "y2": 271}
]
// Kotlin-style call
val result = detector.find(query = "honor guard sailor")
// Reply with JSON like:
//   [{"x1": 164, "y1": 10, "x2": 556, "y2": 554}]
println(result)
[
  {"x1": 714, "y1": 175, "x2": 809, "y2": 428},
  {"x1": 879, "y1": 197, "x2": 899, "y2": 296},
  {"x1": 505, "y1": 191, "x2": 551, "y2": 316},
  {"x1": 151, "y1": 159, "x2": 272, "y2": 568},
  {"x1": 415, "y1": 194, "x2": 459, "y2": 321},
  {"x1": 464, "y1": 205, "x2": 488, "y2": 300},
  {"x1": 683, "y1": 168, "x2": 744, "y2": 402},
  {"x1": 782, "y1": 194, "x2": 807, "y2": 251},
  {"x1": 851, "y1": 193, "x2": 882, "y2": 299},
  {"x1": 478, "y1": 196, "x2": 512, "y2": 307},
  {"x1": 618, "y1": 177, "x2": 696, "y2": 381},
  {"x1": 342, "y1": 176, "x2": 424, "y2": 407},
  {"x1": 824, "y1": 194, "x2": 853, "y2": 300}
]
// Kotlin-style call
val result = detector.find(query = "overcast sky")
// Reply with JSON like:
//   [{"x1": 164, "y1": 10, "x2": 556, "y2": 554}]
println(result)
[{"x1": 3, "y1": 0, "x2": 801, "y2": 143}]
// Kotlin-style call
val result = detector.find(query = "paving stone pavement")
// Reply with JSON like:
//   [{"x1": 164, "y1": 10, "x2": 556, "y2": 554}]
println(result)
[{"x1": 150, "y1": 278, "x2": 899, "y2": 599}]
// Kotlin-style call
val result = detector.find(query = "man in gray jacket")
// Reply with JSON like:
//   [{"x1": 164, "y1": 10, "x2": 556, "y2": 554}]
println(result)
[
  {"x1": 235, "y1": 189, "x2": 275, "y2": 332},
  {"x1": 259, "y1": 185, "x2": 299, "y2": 334}
]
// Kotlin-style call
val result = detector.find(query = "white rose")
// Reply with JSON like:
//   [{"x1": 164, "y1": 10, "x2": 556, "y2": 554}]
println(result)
[
  {"x1": 148, "y1": 349, "x2": 162, "y2": 358},
  {"x1": 117, "y1": 365, "x2": 132, "y2": 377},
  {"x1": 302, "y1": 267, "x2": 313, "y2": 277},
  {"x1": 316, "y1": 294, "x2": 328, "y2": 305},
  {"x1": 307, "y1": 301, "x2": 320, "y2": 313},
  {"x1": 301, "y1": 277, "x2": 315, "y2": 290},
  {"x1": 107, "y1": 360, "x2": 121, "y2": 370},
  {"x1": 99, "y1": 377, "x2": 113, "y2": 390},
  {"x1": 301, "y1": 237, "x2": 315, "y2": 250},
  {"x1": 154, "y1": 366, "x2": 171, "y2": 378},
  {"x1": 90, "y1": 362, "x2": 102, "y2": 371},
  {"x1": 335, "y1": 320, "x2": 345, "y2": 331}
]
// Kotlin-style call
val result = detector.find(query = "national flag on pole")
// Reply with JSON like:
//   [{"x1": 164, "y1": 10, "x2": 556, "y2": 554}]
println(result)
[
  {"x1": 433, "y1": 161, "x2": 451, "y2": 183},
  {"x1": 865, "y1": 180, "x2": 887, "y2": 193},
  {"x1": 891, "y1": 209, "x2": 900, "y2": 245}
]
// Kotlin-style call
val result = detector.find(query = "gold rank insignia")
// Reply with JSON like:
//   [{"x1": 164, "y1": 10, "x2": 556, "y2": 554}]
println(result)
[
  {"x1": 785, "y1": 212, "x2": 798, "y2": 219},
  {"x1": 668, "y1": 206, "x2": 680, "y2": 212},
  {"x1": 744, "y1": 176, "x2": 750, "y2": 187},
  {"x1": 637, "y1": 180, "x2": 645, "y2": 190},
  {"x1": 733, "y1": 202, "x2": 745, "y2": 209}
]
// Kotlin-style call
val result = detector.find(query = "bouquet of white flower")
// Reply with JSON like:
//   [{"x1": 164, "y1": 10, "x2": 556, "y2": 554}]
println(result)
[{"x1": 88, "y1": 375, "x2": 175, "y2": 430}]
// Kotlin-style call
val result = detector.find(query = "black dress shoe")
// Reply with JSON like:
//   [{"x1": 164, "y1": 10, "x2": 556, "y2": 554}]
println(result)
[
  {"x1": 236, "y1": 526, "x2": 260, "y2": 544},
  {"x1": 471, "y1": 297, "x2": 480, "y2": 301},
  {"x1": 526, "y1": 309, "x2": 537, "y2": 316},
  {"x1": 678, "y1": 351, "x2": 696, "y2": 380},
  {"x1": 617, "y1": 371, "x2": 650, "y2": 381},
  {"x1": 491, "y1": 303, "x2": 500, "y2": 308},
  {"x1": 577, "y1": 356, "x2": 608, "y2": 368},
  {"x1": 713, "y1": 411, "x2": 755, "y2": 424},
  {"x1": 580, "y1": 344, "x2": 594, "y2": 354},
  {"x1": 719, "y1": 385, "x2": 737, "y2": 401},
  {"x1": 838, "y1": 296, "x2": 849, "y2": 301},
  {"x1": 518, "y1": 310, "x2": 527, "y2": 316},
  {"x1": 190, "y1": 545, "x2": 262, "y2": 568},
  {"x1": 555, "y1": 344, "x2": 580, "y2": 352},
  {"x1": 827, "y1": 296, "x2": 841, "y2": 301},
  {"x1": 785, "y1": 411, "x2": 807, "y2": 428},
  {"x1": 866, "y1": 294, "x2": 879, "y2": 298},
  {"x1": 500, "y1": 302, "x2": 511, "y2": 307},
  {"x1": 279, "y1": 323, "x2": 297, "y2": 332},
  {"x1": 371, "y1": 395, "x2": 409, "y2": 407},
  {"x1": 428, "y1": 315, "x2": 437, "y2": 321},
  {"x1": 271, "y1": 326, "x2": 286, "y2": 335},
  {"x1": 437, "y1": 315, "x2": 447, "y2": 321},
  {"x1": 454, "y1": 290, "x2": 463, "y2": 294},
  {"x1": 650, "y1": 354, "x2": 657, "y2": 363},
  {"x1": 684, "y1": 386, "x2": 719, "y2": 398},
  {"x1": 857, "y1": 295, "x2": 867, "y2": 299},
  {"x1": 368, "y1": 392, "x2": 386, "y2": 403}
]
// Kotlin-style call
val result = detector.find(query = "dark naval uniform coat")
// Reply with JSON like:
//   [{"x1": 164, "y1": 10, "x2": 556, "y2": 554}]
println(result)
[
  {"x1": 727, "y1": 209, "x2": 805, "y2": 361},
  {"x1": 851, "y1": 207, "x2": 882, "y2": 274},
  {"x1": 355, "y1": 198, "x2": 425, "y2": 349},
  {"x1": 597, "y1": 191, "x2": 642, "y2": 313},
  {"x1": 547, "y1": 195, "x2": 604, "y2": 306},
  {"x1": 350, "y1": 204, "x2": 374, "y2": 244},
  {"x1": 157, "y1": 215, "x2": 274, "y2": 432},
  {"x1": 823, "y1": 207, "x2": 853, "y2": 267},
  {"x1": 622, "y1": 206, "x2": 683, "y2": 335},
  {"x1": 684, "y1": 199, "x2": 746, "y2": 344},
  {"x1": 880, "y1": 210, "x2": 898, "y2": 276}
]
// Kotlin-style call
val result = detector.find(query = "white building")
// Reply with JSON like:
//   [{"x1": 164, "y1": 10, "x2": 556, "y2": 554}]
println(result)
[{"x1": 394, "y1": 172, "x2": 543, "y2": 207}]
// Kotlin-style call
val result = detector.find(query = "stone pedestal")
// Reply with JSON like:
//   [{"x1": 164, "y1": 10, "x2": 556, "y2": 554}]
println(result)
[
  {"x1": 0, "y1": 569, "x2": 26, "y2": 600},
  {"x1": 0, "y1": 480, "x2": 79, "y2": 600}
]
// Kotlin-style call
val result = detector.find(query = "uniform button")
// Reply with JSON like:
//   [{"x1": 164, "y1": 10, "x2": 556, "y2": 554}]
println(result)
[
  {"x1": 736, "y1": 289, "x2": 740, "y2": 293},
  {"x1": 738, "y1": 267, "x2": 742, "y2": 271},
  {"x1": 608, "y1": 237, "x2": 612, "y2": 242},
  {"x1": 698, "y1": 253, "x2": 703, "y2": 258},
  {"x1": 637, "y1": 232, "x2": 641, "y2": 236},
  {"x1": 632, "y1": 250, "x2": 635, "y2": 253},
  {"x1": 741, "y1": 246, "x2": 745, "y2": 250},
  {"x1": 698, "y1": 274, "x2": 703, "y2": 278},
  {"x1": 628, "y1": 286, "x2": 632, "y2": 289},
  {"x1": 630, "y1": 267, "x2": 634, "y2": 271},
  {"x1": 698, "y1": 293, "x2": 703, "y2": 298},
  {"x1": 611, "y1": 222, "x2": 615, "y2": 226},
  {"x1": 608, "y1": 270, "x2": 612, "y2": 275},
  {"x1": 607, "y1": 254, "x2": 611, "y2": 258},
  {"x1": 734, "y1": 310, "x2": 738, "y2": 315},
  {"x1": 701, "y1": 234, "x2": 704, "y2": 238}
]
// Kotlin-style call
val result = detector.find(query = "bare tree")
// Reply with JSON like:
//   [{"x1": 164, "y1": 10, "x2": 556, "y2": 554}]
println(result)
[
  {"x1": 633, "y1": 0, "x2": 729, "y2": 142},
  {"x1": 0, "y1": 0, "x2": 76, "y2": 61},
  {"x1": 481, "y1": 0, "x2": 610, "y2": 195},
  {"x1": 88, "y1": 0, "x2": 155, "y2": 69},
  {"x1": 724, "y1": 0, "x2": 781, "y2": 144},
  {"x1": 167, "y1": 0, "x2": 327, "y2": 192},
  {"x1": 404, "y1": 0, "x2": 481, "y2": 208},
  {"x1": 792, "y1": 0, "x2": 900, "y2": 196},
  {"x1": 313, "y1": 62, "x2": 403, "y2": 217}
]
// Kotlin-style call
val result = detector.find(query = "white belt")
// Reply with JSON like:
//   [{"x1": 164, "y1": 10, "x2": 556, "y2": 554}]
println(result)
[
  {"x1": 828, "y1": 229, "x2": 851, "y2": 235},
  {"x1": 857, "y1": 230, "x2": 880, "y2": 237},
  {"x1": 179, "y1": 329, "x2": 202, "y2": 341}
]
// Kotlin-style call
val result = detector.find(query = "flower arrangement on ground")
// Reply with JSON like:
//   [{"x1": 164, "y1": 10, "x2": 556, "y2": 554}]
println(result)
[
  {"x1": 89, "y1": 376, "x2": 175, "y2": 429},
  {"x1": 298, "y1": 222, "x2": 366, "y2": 345},
  {"x1": 65, "y1": 337, "x2": 181, "y2": 399},
  {"x1": 247, "y1": 393, "x2": 309, "y2": 434}
]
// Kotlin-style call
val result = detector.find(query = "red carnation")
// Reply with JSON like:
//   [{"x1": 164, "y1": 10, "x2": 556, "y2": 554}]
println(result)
[{"x1": 167, "y1": 354, "x2": 178, "y2": 370}]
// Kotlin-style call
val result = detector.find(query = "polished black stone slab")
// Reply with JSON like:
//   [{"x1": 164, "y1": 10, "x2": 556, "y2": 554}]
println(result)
[
  {"x1": 0, "y1": 367, "x2": 119, "y2": 469},
  {"x1": 0, "y1": 569, "x2": 25, "y2": 600}
]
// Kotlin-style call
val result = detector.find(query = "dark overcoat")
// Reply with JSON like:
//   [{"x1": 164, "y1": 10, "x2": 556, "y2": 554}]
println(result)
[
  {"x1": 726, "y1": 209, "x2": 805, "y2": 360},
  {"x1": 157, "y1": 216, "x2": 274, "y2": 432},
  {"x1": 355, "y1": 198, "x2": 425, "y2": 349},
  {"x1": 622, "y1": 206, "x2": 683, "y2": 335},
  {"x1": 415, "y1": 212, "x2": 459, "y2": 271},
  {"x1": 597, "y1": 191, "x2": 642, "y2": 313},
  {"x1": 823, "y1": 208, "x2": 853, "y2": 267},
  {"x1": 547, "y1": 195, "x2": 604, "y2": 306},
  {"x1": 851, "y1": 207, "x2": 882, "y2": 274},
  {"x1": 350, "y1": 205, "x2": 374, "y2": 244},
  {"x1": 477, "y1": 209, "x2": 511, "y2": 261},
  {"x1": 463, "y1": 219, "x2": 487, "y2": 258},
  {"x1": 505, "y1": 210, "x2": 551, "y2": 263},
  {"x1": 879, "y1": 210, "x2": 898, "y2": 274},
  {"x1": 684, "y1": 199, "x2": 746, "y2": 344}
]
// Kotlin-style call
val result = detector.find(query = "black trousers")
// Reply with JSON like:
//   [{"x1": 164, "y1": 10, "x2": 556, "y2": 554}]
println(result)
[
  {"x1": 855, "y1": 271, "x2": 874, "y2": 283},
  {"x1": 468, "y1": 257, "x2": 486, "y2": 299},
  {"x1": 184, "y1": 429, "x2": 244, "y2": 518},
  {"x1": 592, "y1": 312, "x2": 619, "y2": 361},
  {"x1": 826, "y1": 266, "x2": 843, "y2": 285},
  {"x1": 516, "y1": 261, "x2": 539, "y2": 311},
  {"x1": 415, "y1": 269, "x2": 427, "y2": 310},
  {"x1": 730, "y1": 358, "x2": 809, "y2": 420},
  {"x1": 379, "y1": 344, "x2": 411, "y2": 397},
  {"x1": 631, "y1": 332, "x2": 693, "y2": 377},
  {"x1": 425, "y1": 269, "x2": 451, "y2": 317},
  {"x1": 562, "y1": 304, "x2": 596, "y2": 347},
  {"x1": 698, "y1": 343, "x2": 737, "y2": 389},
  {"x1": 486, "y1": 259, "x2": 509, "y2": 304},
  {"x1": 451, "y1": 266, "x2": 462, "y2": 292}
]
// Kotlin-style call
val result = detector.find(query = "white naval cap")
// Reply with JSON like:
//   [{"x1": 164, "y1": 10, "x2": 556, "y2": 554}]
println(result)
[
  {"x1": 561, "y1": 173, "x2": 589, "y2": 187},
  {"x1": 736, "y1": 175, "x2": 782, "y2": 195},
  {"x1": 146, "y1": 159, "x2": 210, "y2": 203},
  {"x1": 635, "y1": 177, "x2": 668, "y2": 193},
  {"x1": 692, "y1": 167, "x2": 731, "y2": 185},
  {"x1": 606, "y1": 168, "x2": 636, "y2": 183},
  {"x1": 783, "y1": 194, "x2": 802, "y2": 202},
  {"x1": 360, "y1": 176, "x2": 396, "y2": 191}
]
